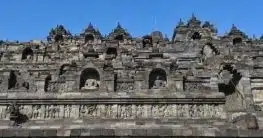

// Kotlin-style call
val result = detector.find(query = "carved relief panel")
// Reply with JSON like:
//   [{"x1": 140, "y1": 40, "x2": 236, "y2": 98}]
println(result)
[{"x1": 0, "y1": 104, "x2": 226, "y2": 120}]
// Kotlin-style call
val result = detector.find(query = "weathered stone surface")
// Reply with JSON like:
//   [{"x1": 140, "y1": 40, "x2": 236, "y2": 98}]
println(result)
[
  {"x1": 1, "y1": 14, "x2": 263, "y2": 137},
  {"x1": 232, "y1": 113, "x2": 259, "y2": 130},
  {"x1": 70, "y1": 129, "x2": 81, "y2": 136},
  {"x1": 29, "y1": 129, "x2": 43, "y2": 136},
  {"x1": 132, "y1": 129, "x2": 147, "y2": 136},
  {"x1": 43, "y1": 130, "x2": 57, "y2": 137}
]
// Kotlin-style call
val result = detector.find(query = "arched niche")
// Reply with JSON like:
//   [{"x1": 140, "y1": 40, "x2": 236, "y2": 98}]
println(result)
[
  {"x1": 149, "y1": 68, "x2": 167, "y2": 89},
  {"x1": 233, "y1": 37, "x2": 242, "y2": 45},
  {"x1": 21, "y1": 47, "x2": 33, "y2": 60},
  {"x1": 191, "y1": 32, "x2": 201, "y2": 40},
  {"x1": 54, "y1": 34, "x2": 64, "y2": 42},
  {"x1": 218, "y1": 64, "x2": 244, "y2": 111},
  {"x1": 106, "y1": 47, "x2": 118, "y2": 57},
  {"x1": 79, "y1": 68, "x2": 100, "y2": 90},
  {"x1": 8, "y1": 70, "x2": 17, "y2": 89},
  {"x1": 8, "y1": 70, "x2": 29, "y2": 90},
  {"x1": 85, "y1": 34, "x2": 95, "y2": 43},
  {"x1": 142, "y1": 35, "x2": 153, "y2": 48},
  {"x1": 114, "y1": 34, "x2": 124, "y2": 41},
  {"x1": 44, "y1": 74, "x2": 52, "y2": 92}
]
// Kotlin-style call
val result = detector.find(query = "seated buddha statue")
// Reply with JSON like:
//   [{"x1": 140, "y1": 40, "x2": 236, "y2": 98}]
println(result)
[{"x1": 82, "y1": 79, "x2": 99, "y2": 90}]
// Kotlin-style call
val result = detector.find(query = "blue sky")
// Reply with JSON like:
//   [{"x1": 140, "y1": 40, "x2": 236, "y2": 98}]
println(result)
[{"x1": 0, "y1": 0, "x2": 263, "y2": 41}]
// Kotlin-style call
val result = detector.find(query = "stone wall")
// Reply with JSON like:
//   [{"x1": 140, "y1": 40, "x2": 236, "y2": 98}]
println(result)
[{"x1": 0, "y1": 15, "x2": 263, "y2": 136}]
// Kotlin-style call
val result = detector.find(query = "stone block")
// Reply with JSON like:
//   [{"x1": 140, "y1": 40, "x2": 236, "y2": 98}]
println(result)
[
  {"x1": 238, "y1": 129, "x2": 249, "y2": 137},
  {"x1": 203, "y1": 128, "x2": 215, "y2": 137},
  {"x1": 101, "y1": 129, "x2": 115, "y2": 136},
  {"x1": 90, "y1": 129, "x2": 102, "y2": 136},
  {"x1": 81, "y1": 129, "x2": 90, "y2": 136},
  {"x1": 147, "y1": 129, "x2": 173, "y2": 136},
  {"x1": 15, "y1": 129, "x2": 29, "y2": 137},
  {"x1": 132, "y1": 129, "x2": 147, "y2": 136},
  {"x1": 43, "y1": 129, "x2": 57, "y2": 137},
  {"x1": 114, "y1": 129, "x2": 132, "y2": 136},
  {"x1": 0, "y1": 129, "x2": 2, "y2": 137},
  {"x1": 192, "y1": 128, "x2": 203, "y2": 136},
  {"x1": 215, "y1": 129, "x2": 226, "y2": 137},
  {"x1": 70, "y1": 129, "x2": 81, "y2": 136},
  {"x1": 173, "y1": 129, "x2": 183, "y2": 136},
  {"x1": 248, "y1": 130, "x2": 263, "y2": 137},
  {"x1": 3, "y1": 129, "x2": 16, "y2": 137},
  {"x1": 29, "y1": 129, "x2": 43, "y2": 136},
  {"x1": 226, "y1": 129, "x2": 238, "y2": 137},
  {"x1": 182, "y1": 128, "x2": 193, "y2": 136},
  {"x1": 57, "y1": 129, "x2": 71, "y2": 136}
]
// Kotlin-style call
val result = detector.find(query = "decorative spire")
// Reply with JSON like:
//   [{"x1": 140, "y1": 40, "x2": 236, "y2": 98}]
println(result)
[
  {"x1": 116, "y1": 22, "x2": 122, "y2": 29},
  {"x1": 187, "y1": 13, "x2": 201, "y2": 28},
  {"x1": 231, "y1": 24, "x2": 238, "y2": 32},
  {"x1": 87, "y1": 22, "x2": 94, "y2": 29},
  {"x1": 50, "y1": 24, "x2": 69, "y2": 36},
  {"x1": 228, "y1": 24, "x2": 248, "y2": 38},
  {"x1": 191, "y1": 13, "x2": 197, "y2": 21},
  {"x1": 82, "y1": 23, "x2": 103, "y2": 40},
  {"x1": 108, "y1": 23, "x2": 132, "y2": 40},
  {"x1": 176, "y1": 18, "x2": 185, "y2": 28}
]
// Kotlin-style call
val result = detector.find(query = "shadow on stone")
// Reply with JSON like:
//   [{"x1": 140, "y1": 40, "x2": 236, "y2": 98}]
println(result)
[{"x1": 16, "y1": 113, "x2": 29, "y2": 124}]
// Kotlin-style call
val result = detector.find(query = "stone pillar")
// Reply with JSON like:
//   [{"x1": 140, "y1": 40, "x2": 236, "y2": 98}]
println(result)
[
  {"x1": 240, "y1": 70, "x2": 255, "y2": 112},
  {"x1": 35, "y1": 79, "x2": 45, "y2": 93},
  {"x1": 173, "y1": 77, "x2": 184, "y2": 91},
  {"x1": 210, "y1": 75, "x2": 219, "y2": 92},
  {"x1": 71, "y1": 105, "x2": 79, "y2": 119},
  {"x1": 112, "y1": 104, "x2": 118, "y2": 119},
  {"x1": 59, "y1": 105, "x2": 64, "y2": 119},
  {"x1": 103, "y1": 70, "x2": 115, "y2": 92},
  {"x1": 40, "y1": 105, "x2": 46, "y2": 119},
  {"x1": 134, "y1": 71, "x2": 146, "y2": 90}
]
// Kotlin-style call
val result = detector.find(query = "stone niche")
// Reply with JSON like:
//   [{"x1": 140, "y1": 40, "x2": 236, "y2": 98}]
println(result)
[
  {"x1": 79, "y1": 68, "x2": 101, "y2": 91},
  {"x1": 148, "y1": 68, "x2": 167, "y2": 89},
  {"x1": 8, "y1": 70, "x2": 30, "y2": 92},
  {"x1": 21, "y1": 47, "x2": 34, "y2": 61}
]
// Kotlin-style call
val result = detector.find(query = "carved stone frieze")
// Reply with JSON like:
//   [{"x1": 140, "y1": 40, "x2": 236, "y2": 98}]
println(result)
[
  {"x1": 0, "y1": 104, "x2": 226, "y2": 120},
  {"x1": 184, "y1": 81, "x2": 211, "y2": 91}
]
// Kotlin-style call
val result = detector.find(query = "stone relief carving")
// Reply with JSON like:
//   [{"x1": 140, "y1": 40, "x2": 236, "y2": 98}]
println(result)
[
  {"x1": 32, "y1": 105, "x2": 41, "y2": 119},
  {"x1": 45, "y1": 105, "x2": 60, "y2": 119},
  {"x1": 184, "y1": 81, "x2": 211, "y2": 91},
  {"x1": 116, "y1": 71, "x2": 135, "y2": 92},
  {"x1": 79, "y1": 105, "x2": 97, "y2": 118},
  {"x1": 0, "y1": 104, "x2": 225, "y2": 120},
  {"x1": 64, "y1": 105, "x2": 72, "y2": 118}
]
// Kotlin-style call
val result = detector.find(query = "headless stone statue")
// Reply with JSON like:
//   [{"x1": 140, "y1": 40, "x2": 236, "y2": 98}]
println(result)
[
  {"x1": 82, "y1": 79, "x2": 99, "y2": 90},
  {"x1": 152, "y1": 76, "x2": 166, "y2": 89}
]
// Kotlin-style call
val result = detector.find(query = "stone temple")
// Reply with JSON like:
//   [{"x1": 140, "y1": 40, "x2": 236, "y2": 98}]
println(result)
[{"x1": 0, "y1": 15, "x2": 263, "y2": 137}]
